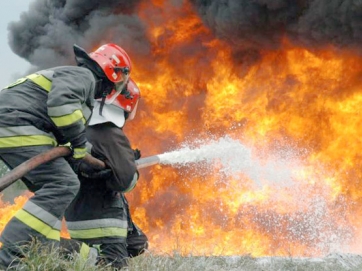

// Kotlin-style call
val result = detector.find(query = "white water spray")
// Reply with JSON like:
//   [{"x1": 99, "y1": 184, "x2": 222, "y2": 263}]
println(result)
[
  {"x1": 137, "y1": 135, "x2": 355, "y2": 254},
  {"x1": 155, "y1": 136, "x2": 354, "y2": 254},
  {"x1": 158, "y1": 136, "x2": 300, "y2": 187}
]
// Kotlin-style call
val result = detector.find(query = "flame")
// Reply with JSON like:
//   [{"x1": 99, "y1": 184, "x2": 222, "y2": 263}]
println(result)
[
  {"x1": 126, "y1": 1, "x2": 362, "y2": 257},
  {"x1": 2, "y1": 1, "x2": 362, "y2": 258},
  {"x1": 0, "y1": 194, "x2": 29, "y2": 233},
  {"x1": 0, "y1": 193, "x2": 70, "y2": 239}
]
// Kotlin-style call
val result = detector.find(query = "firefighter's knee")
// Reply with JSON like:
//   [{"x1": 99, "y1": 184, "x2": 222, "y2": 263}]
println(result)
[{"x1": 64, "y1": 175, "x2": 81, "y2": 197}]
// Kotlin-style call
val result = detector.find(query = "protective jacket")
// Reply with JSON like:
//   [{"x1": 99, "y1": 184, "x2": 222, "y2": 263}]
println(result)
[
  {"x1": 65, "y1": 122, "x2": 138, "y2": 245},
  {"x1": 0, "y1": 66, "x2": 96, "y2": 268},
  {"x1": 63, "y1": 96, "x2": 148, "y2": 268},
  {"x1": 0, "y1": 66, "x2": 95, "y2": 157}
]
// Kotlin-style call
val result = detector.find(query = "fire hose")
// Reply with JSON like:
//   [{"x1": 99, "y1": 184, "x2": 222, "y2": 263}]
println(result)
[{"x1": 0, "y1": 146, "x2": 161, "y2": 192}]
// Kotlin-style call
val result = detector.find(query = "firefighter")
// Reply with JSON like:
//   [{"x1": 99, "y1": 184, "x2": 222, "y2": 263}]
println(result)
[
  {"x1": 0, "y1": 43, "x2": 132, "y2": 269},
  {"x1": 64, "y1": 78, "x2": 148, "y2": 269}
]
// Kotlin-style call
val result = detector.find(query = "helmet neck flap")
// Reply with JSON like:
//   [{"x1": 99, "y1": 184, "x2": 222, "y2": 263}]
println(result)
[{"x1": 73, "y1": 44, "x2": 114, "y2": 111}]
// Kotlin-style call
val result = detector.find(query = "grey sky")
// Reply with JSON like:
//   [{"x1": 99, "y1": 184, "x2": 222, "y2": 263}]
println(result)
[{"x1": 0, "y1": 1, "x2": 32, "y2": 88}]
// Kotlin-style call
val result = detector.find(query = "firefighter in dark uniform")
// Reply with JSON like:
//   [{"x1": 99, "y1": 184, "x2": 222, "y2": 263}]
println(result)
[
  {"x1": 64, "y1": 78, "x2": 148, "y2": 269},
  {"x1": 0, "y1": 43, "x2": 132, "y2": 269}
]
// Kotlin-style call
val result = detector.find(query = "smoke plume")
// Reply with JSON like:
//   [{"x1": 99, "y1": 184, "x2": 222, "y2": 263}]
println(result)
[
  {"x1": 190, "y1": 0, "x2": 362, "y2": 63},
  {"x1": 8, "y1": 0, "x2": 149, "y2": 69},
  {"x1": 8, "y1": 0, "x2": 362, "y2": 69}
]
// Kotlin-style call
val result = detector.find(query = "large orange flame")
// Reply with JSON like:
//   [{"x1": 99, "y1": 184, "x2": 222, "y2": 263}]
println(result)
[
  {"x1": 2, "y1": 1, "x2": 362, "y2": 258},
  {"x1": 126, "y1": 1, "x2": 362, "y2": 257}
]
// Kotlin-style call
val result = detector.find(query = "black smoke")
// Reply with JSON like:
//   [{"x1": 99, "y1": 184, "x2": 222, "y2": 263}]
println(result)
[
  {"x1": 190, "y1": 0, "x2": 362, "y2": 63},
  {"x1": 8, "y1": 0, "x2": 150, "y2": 69},
  {"x1": 8, "y1": 0, "x2": 362, "y2": 71}
]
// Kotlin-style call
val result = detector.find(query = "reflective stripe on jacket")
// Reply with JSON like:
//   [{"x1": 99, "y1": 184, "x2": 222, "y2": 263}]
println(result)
[
  {"x1": 67, "y1": 218, "x2": 128, "y2": 240},
  {"x1": 0, "y1": 126, "x2": 57, "y2": 148},
  {"x1": 0, "y1": 66, "x2": 95, "y2": 151}
]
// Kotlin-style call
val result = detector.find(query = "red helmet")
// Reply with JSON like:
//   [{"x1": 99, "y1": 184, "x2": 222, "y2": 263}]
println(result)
[
  {"x1": 89, "y1": 43, "x2": 132, "y2": 83},
  {"x1": 105, "y1": 78, "x2": 140, "y2": 120}
]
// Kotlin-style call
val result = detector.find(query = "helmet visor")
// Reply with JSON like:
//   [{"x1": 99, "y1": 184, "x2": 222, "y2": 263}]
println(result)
[{"x1": 105, "y1": 73, "x2": 130, "y2": 105}]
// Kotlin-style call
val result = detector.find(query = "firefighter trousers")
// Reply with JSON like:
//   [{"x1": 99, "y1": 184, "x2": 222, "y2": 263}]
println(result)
[{"x1": 0, "y1": 145, "x2": 80, "y2": 268}]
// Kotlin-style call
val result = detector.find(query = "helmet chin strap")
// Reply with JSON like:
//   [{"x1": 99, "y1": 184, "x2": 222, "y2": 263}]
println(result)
[
  {"x1": 99, "y1": 92, "x2": 107, "y2": 116},
  {"x1": 94, "y1": 79, "x2": 114, "y2": 116},
  {"x1": 94, "y1": 78, "x2": 104, "y2": 99}
]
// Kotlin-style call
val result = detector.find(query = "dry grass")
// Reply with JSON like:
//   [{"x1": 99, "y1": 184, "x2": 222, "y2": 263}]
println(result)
[
  {"x1": 127, "y1": 251, "x2": 362, "y2": 271},
  {"x1": 4, "y1": 242, "x2": 362, "y2": 271}
]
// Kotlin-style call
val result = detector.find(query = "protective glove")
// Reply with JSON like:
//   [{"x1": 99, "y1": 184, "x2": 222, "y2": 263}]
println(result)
[
  {"x1": 133, "y1": 149, "x2": 141, "y2": 160},
  {"x1": 66, "y1": 156, "x2": 84, "y2": 175},
  {"x1": 66, "y1": 157, "x2": 113, "y2": 180},
  {"x1": 78, "y1": 162, "x2": 113, "y2": 180}
]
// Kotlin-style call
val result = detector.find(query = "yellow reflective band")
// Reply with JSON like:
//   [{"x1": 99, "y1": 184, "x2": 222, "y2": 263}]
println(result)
[
  {"x1": 51, "y1": 109, "x2": 84, "y2": 127},
  {"x1": 26, "y1": 74, "x2": 52, "y2": 92},
  {"x1": 73, "y1": 147, "x2": 87, "y2": 159},
  {"x1": 68, "y1": 227, "x2": 127, "y2": 239},
  {"x1": 0, "y1": 135, "x2": 57, "y2": 148},
  {"x1": 80, "y1": 243, "x2": 91, "y2": 260},
  {"x1": 58, "y1": 142, "x2": 71, "y2": 148},
  {"x1": 4, "y1": 78, "x2": 27, "y2": 89},
  {"x1": 15, "y1": 209, "x2": 60, "y2": 241}
]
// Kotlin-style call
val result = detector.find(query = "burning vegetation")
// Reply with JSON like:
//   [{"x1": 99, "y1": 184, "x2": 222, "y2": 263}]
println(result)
[{"x1": 2, "y1": 0, "x2": 362, "y2": 257}]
